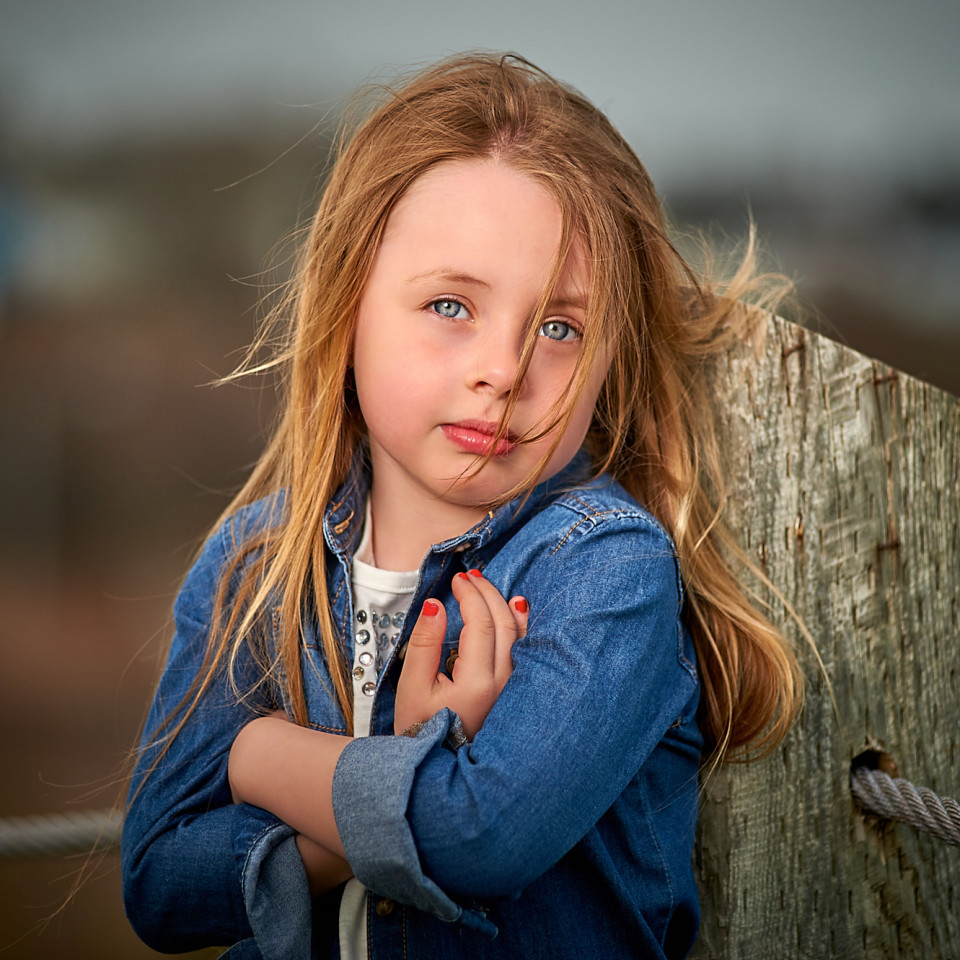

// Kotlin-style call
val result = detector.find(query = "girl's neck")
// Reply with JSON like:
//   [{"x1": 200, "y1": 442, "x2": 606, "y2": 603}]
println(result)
[{"x1": 366, "y1": 479, "x2": 487, "y2": 572}]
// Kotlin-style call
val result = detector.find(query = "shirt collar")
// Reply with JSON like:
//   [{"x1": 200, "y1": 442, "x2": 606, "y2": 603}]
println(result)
[
  {"x1": 322, "y1": 447, "x2": 370, "y2": 556},
  {"x1": 323, "y1": 446, "x2": 593, "y2": 560}
]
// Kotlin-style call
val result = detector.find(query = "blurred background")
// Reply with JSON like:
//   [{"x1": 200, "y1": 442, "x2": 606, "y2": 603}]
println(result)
[{"x1": 0, "y1": 1, "x2": 957, "y2": 956}]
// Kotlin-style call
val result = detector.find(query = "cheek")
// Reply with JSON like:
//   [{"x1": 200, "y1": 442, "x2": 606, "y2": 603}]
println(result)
[
  {"x1": 353, "y1": 343, "x2": 437, "y2": 434},
  {"x1": 536, "y1": 350, "x2": 607, "y2": 427},
  {"x1": 561, "y1": 394, "x2": 600, "y2": 450},
  {"x1": 354, "y1": 306, "x2": 451, "y2": 378},
  {"x1": 555, "y1": 360, "x2": 609, "y2": 446}
]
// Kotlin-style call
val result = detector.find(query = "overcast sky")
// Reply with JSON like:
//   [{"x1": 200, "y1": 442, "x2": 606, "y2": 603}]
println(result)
[{"x1": 3, "y1": 0, "x2": 959, "y2": 189}]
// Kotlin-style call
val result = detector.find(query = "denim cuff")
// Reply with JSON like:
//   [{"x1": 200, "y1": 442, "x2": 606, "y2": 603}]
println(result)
[
  {"x1": 332, "y1": 708, "x2": 497, "y2": 938},
  {"x1": 240, "y1": 817, "x2": 313, "y2": 960}
]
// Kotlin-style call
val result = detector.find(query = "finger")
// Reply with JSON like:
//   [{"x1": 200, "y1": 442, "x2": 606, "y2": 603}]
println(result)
[
  {"x1": 495, "y1": 596, "x2": 527, "y2": 684},
  {"x1": 450, "y1": 571, "x2": 497, "y2": 675},
  {"x1": 462, "y1": 570, "x2": 521, "y2": 683},
  {"x1": 509, "y1": 597, "x2": 528, "y2": 638},
  {"x1": 397, "y1": 598, "x2": 446, "y2": 702}
]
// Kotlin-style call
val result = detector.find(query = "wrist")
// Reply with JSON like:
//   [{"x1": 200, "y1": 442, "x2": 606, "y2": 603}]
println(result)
[{"x1": 295, "y1": 834, "x2": 353, "y2": 895}]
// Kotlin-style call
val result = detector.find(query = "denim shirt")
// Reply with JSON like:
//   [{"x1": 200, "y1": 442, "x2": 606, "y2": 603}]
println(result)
[{"x1": 122, "y1": 451, "x2": 703, "y2": 959}]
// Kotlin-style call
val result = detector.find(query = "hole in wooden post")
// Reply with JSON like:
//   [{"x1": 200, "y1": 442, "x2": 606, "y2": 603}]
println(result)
[
  {"x1": 850, "y1": 748, "x2": 899, "y2": 778},
  {"x1": 850, "y1": 747, "x2": 901, "y2": 842}
]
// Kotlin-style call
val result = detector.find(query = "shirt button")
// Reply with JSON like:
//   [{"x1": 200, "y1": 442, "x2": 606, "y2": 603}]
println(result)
[{"x1": 375, "y1": 898, "x2": 395, "y2": 917}]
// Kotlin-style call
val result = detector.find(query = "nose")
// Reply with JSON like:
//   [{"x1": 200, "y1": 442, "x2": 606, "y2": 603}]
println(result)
[{"x1": 471, "y1": 327, "x2": 525, "y2": 399}]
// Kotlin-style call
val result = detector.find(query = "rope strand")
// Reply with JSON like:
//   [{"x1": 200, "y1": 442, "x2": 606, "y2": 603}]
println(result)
[
  {"x1": 850, "y1": 767, "x2": 960, "y2": 847},
  {"x1": 0, "y1": 809, "x2": 121, "y2": 859}
]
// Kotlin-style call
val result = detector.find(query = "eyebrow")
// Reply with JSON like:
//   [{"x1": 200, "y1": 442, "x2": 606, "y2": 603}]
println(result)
[
  {"x1": 407, "y1": 269, "x2": 588, "y2": 312},
  {"x1": 550, "y1": 293, "x2": 588, "y2": 313},
  {"x1": 406, "y1": 269, "x2": 491, "y2": 288}
]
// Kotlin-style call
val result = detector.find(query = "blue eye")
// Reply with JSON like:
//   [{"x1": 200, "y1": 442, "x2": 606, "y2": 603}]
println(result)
[
  {"x1": 431, "y1": 299, "x2": 468, "y2": 320},
  {"x1": 540, "y1": 320, "x2": 580, "y2": 342}
]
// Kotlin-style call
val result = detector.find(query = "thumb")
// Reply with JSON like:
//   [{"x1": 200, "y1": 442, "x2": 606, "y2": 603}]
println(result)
[{"x1": 395, "y1": 599, "x2": 446, "y2": 731}]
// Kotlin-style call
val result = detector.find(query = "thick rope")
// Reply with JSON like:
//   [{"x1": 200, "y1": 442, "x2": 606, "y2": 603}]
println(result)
[
  {"x1": 1, "y1": 770, "x2": 957, "y2": 859},
  {"x1": 0, "y1": 809, "x2": 122, "y2": 859},
  {"x1": 850, "y1": 767, "x2": 960, "y2": 847}
]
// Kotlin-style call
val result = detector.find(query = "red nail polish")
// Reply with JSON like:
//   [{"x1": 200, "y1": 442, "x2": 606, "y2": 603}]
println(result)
[
  {"x1": 422, "y1": 600, "x2": 440, "y2": 616},
  {"x1": 513, "y1": 597, "x2": 528, "y2": 613},
  {"x1": 456, "y1": 572, "x2": 469, "y2": 581},
  {"x1": 468, "y1": 568, "x2": 482, "y2": 578}
]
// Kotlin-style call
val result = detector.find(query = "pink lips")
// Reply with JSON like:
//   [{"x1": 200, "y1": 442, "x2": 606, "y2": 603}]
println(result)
[{"x1": 441, "y1": 420, "x2": 517, "y2": 456}]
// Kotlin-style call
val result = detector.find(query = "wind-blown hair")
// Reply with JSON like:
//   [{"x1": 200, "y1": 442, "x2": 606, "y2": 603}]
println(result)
[{"x1": 162, "y1": 52, "x2": 802, "y2": 762}]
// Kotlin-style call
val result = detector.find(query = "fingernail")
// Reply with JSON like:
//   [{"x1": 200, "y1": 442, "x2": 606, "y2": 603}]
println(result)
[
  {"x1": 456, "y1": 572, "x2": 469, "y2": 581},
  {"x1": 513, "y1": 597, "x2": 528, "y2": 613},
  {"x1": 467, "y1": 568, "x2": 482, "y2": 578},
  {"x1": 422, "y1": 600, "x2": 440, "y2": 616}
]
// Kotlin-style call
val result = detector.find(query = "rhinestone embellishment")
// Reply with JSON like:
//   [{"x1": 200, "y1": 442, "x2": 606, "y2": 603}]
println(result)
[{"x1": 353, "y1": 604, "x2": 408, "y2": 699}]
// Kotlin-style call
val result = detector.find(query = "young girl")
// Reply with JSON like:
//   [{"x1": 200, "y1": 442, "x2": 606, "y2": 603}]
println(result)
[{"x1": 122, "y1": 53, "x2": 801, "y2": 959}]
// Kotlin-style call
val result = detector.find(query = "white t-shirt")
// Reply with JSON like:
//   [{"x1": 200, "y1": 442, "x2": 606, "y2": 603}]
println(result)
[{"x1": 339, "y1": 502, "x2": 419, "y2": 959}]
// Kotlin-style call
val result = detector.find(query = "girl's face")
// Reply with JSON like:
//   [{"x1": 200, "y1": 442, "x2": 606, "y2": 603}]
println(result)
[{"x1": 352, "y1": 158, "x2": 608, "y2": 526}]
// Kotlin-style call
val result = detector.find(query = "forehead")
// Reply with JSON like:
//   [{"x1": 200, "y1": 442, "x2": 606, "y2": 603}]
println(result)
[{"x1": 374, "y1": 158, "x2": 590, "y2": 302}]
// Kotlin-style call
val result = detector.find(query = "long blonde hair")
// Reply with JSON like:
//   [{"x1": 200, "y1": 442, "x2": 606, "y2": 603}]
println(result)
[{"x1": 162, "y1": 52, "x2": 801, "y2": 762}]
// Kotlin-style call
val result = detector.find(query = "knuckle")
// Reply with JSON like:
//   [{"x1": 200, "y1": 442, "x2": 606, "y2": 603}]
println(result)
[
  {"x1": 407, "y1": 631, "x2": 436, "y2": 648},
  {"x1": 465, "y1": 619, "x2": 496, "y2": 642}
]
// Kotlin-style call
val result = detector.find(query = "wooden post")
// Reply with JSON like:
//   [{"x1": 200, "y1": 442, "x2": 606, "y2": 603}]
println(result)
[{"x1": 692, "y1": 317, "x2": 960, "y2": 959}]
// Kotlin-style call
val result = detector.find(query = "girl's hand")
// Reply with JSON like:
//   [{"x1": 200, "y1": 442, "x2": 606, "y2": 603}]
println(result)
[{"x1": 394, "y1": 570, "x2": 528, "y2": 739}]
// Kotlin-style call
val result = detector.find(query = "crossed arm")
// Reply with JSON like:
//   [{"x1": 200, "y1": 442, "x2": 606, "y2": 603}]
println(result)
[{"x1": 227, "y1": 569, "x2": 527, "y2": 893}]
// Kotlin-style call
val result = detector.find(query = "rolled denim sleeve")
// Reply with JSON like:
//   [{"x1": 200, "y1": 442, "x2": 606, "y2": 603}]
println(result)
[
  {"x1": 122, "y1": 506, "x2": 313, "y2": 958},
  {"x1": 331, "y1": 506, "x2": 697, "y2": 924},
  {"x1": 333, "y1": 709, "x2": 497, "y2": 935}
]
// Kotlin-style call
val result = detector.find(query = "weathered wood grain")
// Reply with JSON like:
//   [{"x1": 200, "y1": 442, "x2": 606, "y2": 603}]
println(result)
[{"x1": 692, "y1": 317, "x2": 960, "y2": 959}]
